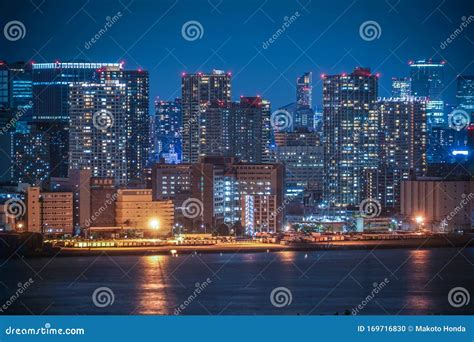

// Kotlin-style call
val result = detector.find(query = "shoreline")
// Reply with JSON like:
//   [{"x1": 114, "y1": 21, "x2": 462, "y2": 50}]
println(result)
[{"x1": 44, "y1": 235, "x2": 474, "y2": 257}]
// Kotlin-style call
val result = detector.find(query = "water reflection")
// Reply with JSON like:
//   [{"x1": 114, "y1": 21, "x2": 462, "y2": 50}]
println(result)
[{"x1": 134, "y1": 255, "x2": 175, "y2": 314}]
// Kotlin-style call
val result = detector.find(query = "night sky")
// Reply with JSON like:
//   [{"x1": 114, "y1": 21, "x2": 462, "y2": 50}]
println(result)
[{"x1": 2, "y1": 0, "x2": 473, "y2": 110}]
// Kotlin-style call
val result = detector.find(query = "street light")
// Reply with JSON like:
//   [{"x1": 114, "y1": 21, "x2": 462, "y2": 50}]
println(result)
[
  {"x1": 149, "y1": 218, "x2": 160, "y2": 230},
  {"x1": 415, "y1": 215, "x2": 424, "y2": 224}
]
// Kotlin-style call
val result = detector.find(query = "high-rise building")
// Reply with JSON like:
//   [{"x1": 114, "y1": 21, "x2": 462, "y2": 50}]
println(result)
[
  {"x1": 296, "y1": 72, "x2": 312, "y2": 109},
  {"x1": 323, "y1": 67, "x2": 378, "y2": 207},
  {"x1": 391, "y1": 77, "x2": 411, "y2": 99},
  {"x1": 181, "y1": 70, "x2": 231, "y2": 163},
  {"x1": 96, "y1": 66, "x2": 150, "y2": 183},
  {"x1": 124, "y1": 70, "x2": 150, "y2": 183},
  {"x1": 294, "y1": 72, "x2": 315, "y2": 132},
  {"x1": 198, "y1": 96, "x2": 272, "y2": 163},
  {"x1": 457, "y1": 75, "x2": 474, "y2": 116},
  {"x1": 32, "y1": 62, "x2": 122, "y2": 177},
  {"x1": 11, "y1": 129, "x2": 50, "y2": 185},
  {"x1": 153, "y1": 98, "x2": 182, "y2": 163},
  {"x1": 375, "y1": 98, "x2": 427, "y2": 208},
  {"x1": 68, "y1": 81, "x2": 128, "y2": 185},
  {"x1": 410, "y1": 60, "x2": 445, "y2": 126},
  {"x1": 409, "y1": 60, "x2": 445, "y2": 163}
]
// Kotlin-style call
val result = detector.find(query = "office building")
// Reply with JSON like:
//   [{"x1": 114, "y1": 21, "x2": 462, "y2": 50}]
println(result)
[
  {"x1": 457, "y1": 75, "x2": 474, "y2": 116},
  {"x1": 296, "y1": 72, "x2": 312, "y2": 109},
  {"x1": 26, "y1": 186, "x2": 74, "y2": 235},
  {"x1": 322, "y1": 67, "x2": 378, "y2": 207},
  {"x1": 153, "y1": 98, "x2": 182, "y2": 163},
  {"x1": 152, "y1": 157, "x2": 284, "y2": 232},
  {"x1": 32, "y1": 62, "x2": 122, "y2": 178},
  {"x1": 115, "y1": 189, "x2": 174, "y2": 235},
  {"x1": 10, "y1": 129, "x2": 50, "y2": 186}
]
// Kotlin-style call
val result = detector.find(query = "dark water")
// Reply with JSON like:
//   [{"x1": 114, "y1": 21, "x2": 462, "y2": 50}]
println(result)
[{"x1": 0, "y1": 248, "x2": 473, "y2": 315}]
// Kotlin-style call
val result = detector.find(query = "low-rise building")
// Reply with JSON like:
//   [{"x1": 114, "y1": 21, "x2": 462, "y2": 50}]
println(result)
[{"x1": 401, "y1": 178, "x2": 474, "y2": 232}]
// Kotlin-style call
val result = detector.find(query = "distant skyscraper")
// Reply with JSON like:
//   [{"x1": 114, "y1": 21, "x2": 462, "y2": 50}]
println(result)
[
  {"x1": 457, "y1": 75, "x2": 474, "y2": 115},
  {"x1": 11, "y1": 129, "x2": 50, "y2": 185},
  {"x1": 68, "y1": 81, "x2": 128, "y2": 185},
  {"x1": 199, "y1": 96, "x2": 272, "y2": 163},
  {"x1": 410, "y1": 59, "x2": 445, "y2": 163},
  {"x1": 323, "y1": 67, "x2": 378, "y2": 207},
  {"x1": 376, "y1": 98, "x2": 427, "y2": 208},
  {"x1": 96, "y1": 66, "x2": 150, "y2": 183},
  {"x1": 181, "y1": 70, "x2": 231, "y2": 163},
  {"x1": 409, "y1": 59, "x2": 445, "y2": 126},
  {"x1": 296, "y1": 72, "x2": 312, "y2": 109},
  {"x1": 32, "y1": 62, "x2": 122, "y2": 177},
  {"x1": 153, "y1": 98, "x2": 182, "y2": 163},
  {"x1": 391, "y1": 77, "x2": 411, "y2": 99}
]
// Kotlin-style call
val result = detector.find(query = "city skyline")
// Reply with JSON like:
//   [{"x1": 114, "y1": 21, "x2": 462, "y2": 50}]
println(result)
[{"x1": 1, "y1": 0, "x2": 473, "y2": 111}]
